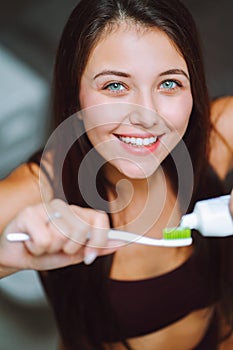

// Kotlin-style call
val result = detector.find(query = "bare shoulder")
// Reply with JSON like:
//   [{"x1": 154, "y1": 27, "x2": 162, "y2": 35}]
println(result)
[
  {"x1": 0, "y1": 162, "x2": 53, "y2": 231},
  {"x1": 219, "y1": 332, "x2": 233, "y2": 350},
  {"x1": 218, "y1": 308, "x2": 233, "y2": 350},
  {"x1": 211, "y1": 93, "x2": 233, "y2": 116},
  {"x1": 210, "y1": 96, "x2": 233, "y2": 179},
  {"x1": 211, "y1": 96, "x2": 233, "y2": 146}
]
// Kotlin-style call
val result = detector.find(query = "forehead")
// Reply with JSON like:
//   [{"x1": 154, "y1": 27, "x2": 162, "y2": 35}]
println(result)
[{"x1": 85, "y1": 21, "x2": 186, "y2": 71}]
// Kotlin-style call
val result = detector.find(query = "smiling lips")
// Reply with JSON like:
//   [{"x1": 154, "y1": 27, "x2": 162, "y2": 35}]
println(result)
[{"x1": 118, "y1": 135, "x2": 158, "y2": 147}]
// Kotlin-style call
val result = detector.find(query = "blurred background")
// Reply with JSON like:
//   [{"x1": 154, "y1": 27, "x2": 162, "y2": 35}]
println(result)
[{"x1": 0, "y1": 0, "x2": 232, "y2": 349}]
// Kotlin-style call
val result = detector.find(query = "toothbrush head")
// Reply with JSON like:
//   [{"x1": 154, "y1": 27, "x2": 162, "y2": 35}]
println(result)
[{"x1": 163, "y1": 227, "x2": 191, "y2": 240}]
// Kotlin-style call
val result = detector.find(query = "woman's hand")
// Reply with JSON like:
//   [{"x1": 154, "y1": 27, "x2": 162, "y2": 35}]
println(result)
[
  {"x1": 230, "y1": 189, "x2": 233, "y2": 217},
  {"x1": 0, "y1": 199, "x2": 119, "y2": 276}
]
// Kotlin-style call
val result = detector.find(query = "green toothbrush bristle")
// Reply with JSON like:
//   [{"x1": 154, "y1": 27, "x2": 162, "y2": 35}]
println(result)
[{"x1": 163, "y1": 227, "x2": 191, "y2": 240}]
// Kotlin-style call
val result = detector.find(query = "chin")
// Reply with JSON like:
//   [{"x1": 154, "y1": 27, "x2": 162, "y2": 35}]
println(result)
[{"x1": 115, "y1": 161, "x2": 158, "y2": 180}]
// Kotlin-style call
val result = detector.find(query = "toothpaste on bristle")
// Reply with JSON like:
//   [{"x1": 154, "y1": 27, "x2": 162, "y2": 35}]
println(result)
[{"x1": 163, "y1": 227, "x2": 191, "y2": 240}]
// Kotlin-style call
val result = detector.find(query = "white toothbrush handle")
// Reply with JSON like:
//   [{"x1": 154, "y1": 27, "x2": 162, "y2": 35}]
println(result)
[
  {"x1": 6, "y1": 230, "x2": 192, "y2": 247},
  {"x1": 108, "y1": 229, "x2": 192, "y2": 247},
  {"x1": 6, "y1": 233, "x2": 30, "y2": 242}
]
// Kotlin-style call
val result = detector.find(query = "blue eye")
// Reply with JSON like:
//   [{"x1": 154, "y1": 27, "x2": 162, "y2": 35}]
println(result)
[
  {"x1": 160, "y1": 80, "x2": 178, "y2": 90},
  {"x1": 104, "y1": 82, "x2": 125, "y2": 92}
]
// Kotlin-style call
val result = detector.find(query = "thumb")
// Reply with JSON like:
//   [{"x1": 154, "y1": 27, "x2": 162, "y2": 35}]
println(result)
[{"x1": 83, "y1": 238, "x2": 124, "y2": 265}]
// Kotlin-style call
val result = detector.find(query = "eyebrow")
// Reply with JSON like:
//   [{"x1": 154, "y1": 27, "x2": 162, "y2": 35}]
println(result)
[
  {"x1": 159, "y1": 69, "x2": 190, "y2": 80},
  {"x1": 93, "y1": 68, "x2": 190, "y2": 80},
  {"x1": 93, "y1": 70, "x2": 131, "y2": 80}
]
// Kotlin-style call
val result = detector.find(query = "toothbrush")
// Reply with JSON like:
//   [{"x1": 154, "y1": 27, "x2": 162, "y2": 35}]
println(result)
[
  {"x1": 6, "y1": 228, "x2": 192, "y2": 248},
  {"x1": 6, "y1": 195, "x2": 232, "y2": 248}
]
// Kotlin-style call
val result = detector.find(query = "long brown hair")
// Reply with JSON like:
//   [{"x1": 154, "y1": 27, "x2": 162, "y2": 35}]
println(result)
[{"x1": 39, "y1": 1, "x2": 233, "y2": 349}]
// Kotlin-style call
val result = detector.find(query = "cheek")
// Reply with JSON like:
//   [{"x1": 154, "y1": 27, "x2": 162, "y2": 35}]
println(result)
[
  {"x1": 174, "y1": 104, "x2": 192, "y2": 134},
  {"x1": 79, "y1": 91, "x2": 95, "y2": 111},
  {"x1": 80, "y1": 102, "x2": 129, "y2": 132},
  {"x1": 161, "y1": 94, "x2": 193, "y2": 136},
  {"x1": 79, "y1": 79, "x2": 99, "y2": 110}
]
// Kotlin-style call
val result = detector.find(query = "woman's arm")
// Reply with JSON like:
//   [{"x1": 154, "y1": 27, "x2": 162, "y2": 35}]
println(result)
[
  {"x1": 0, "y1": 162, "x2": 53, "y2": 278},
  {"x1": 0, "y1": 162, "x2": 119, "y2": 279},
  {"x1": 0, "y1": 163, "x2": 44, "y2": 233}
]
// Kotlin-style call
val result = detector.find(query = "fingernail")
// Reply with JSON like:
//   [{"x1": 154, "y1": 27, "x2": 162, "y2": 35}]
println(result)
[{"x1": 84, "y1": 252, "x2": 97, "y2": 265}]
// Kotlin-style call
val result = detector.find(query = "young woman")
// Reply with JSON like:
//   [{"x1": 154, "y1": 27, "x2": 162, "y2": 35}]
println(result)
[{"x1": 0, "y1": 1, "x2": 232, "y2": 349}]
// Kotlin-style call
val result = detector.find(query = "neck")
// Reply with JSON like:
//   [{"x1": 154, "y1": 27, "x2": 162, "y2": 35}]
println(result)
[{"x1": 105, "y1": 164, "x2": 180, "y2": 237}]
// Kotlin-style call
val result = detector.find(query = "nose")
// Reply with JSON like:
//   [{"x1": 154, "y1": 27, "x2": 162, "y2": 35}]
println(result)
[{"x1": 129, "y1": 91, "x2": 160, "y2": 128}]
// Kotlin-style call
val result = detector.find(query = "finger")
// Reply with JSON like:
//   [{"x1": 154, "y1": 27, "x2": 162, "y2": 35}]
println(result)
[
  {"x1": 83, "y1": 236, "x2": 126, "y2": 265},
  {"x1": 48, "y1": 203, "x2": 90, "y2": 255},
  {"x1": 26, "y1": 250, "x2": 85, "y2": 271},
  {"x1": 12, "y1": 206, "x2": 56, "y2": 256},
  {"x1": 83, "y1": 211, "x2": 110, "y2": 264},
  {"x1": 13, "y1": 203, "x2": 69, "y2": 256},
  {"x1": 62, "y1": 230, "x2": 88, "y2": 255}
]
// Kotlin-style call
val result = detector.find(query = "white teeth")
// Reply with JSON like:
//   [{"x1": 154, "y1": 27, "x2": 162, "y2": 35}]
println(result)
[{"x1": 119, "y1": 135, "x2": 157, "y2": 146}]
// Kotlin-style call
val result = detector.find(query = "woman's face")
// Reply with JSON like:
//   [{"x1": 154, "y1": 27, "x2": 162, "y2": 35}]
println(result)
[{"x1": 79, "y1": 24, "x2": 193, "y2": 179}]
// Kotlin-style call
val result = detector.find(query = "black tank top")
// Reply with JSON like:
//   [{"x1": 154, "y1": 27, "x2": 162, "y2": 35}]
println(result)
[{"x1": 103, "y1": 250, "x2": 218, "y2": 342}]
